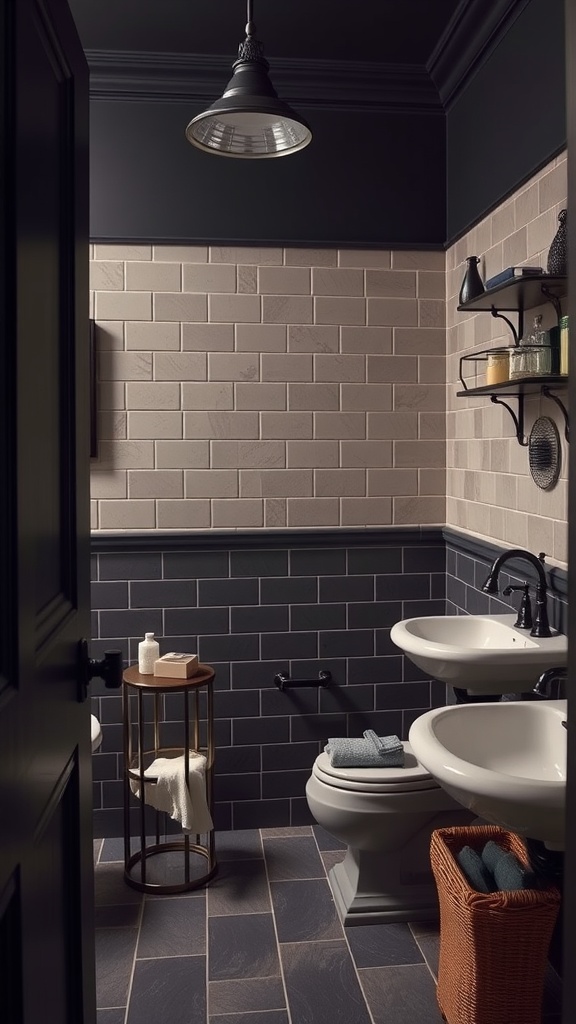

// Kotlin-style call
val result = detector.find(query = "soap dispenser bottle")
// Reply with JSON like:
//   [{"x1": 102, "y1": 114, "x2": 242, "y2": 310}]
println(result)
[{"x1": 138, "y1": 632, "x2": 159, "y2": 674}]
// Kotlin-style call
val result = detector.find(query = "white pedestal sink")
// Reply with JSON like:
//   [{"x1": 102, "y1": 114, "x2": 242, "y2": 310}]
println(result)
[
  {"x1": 409, "y1": 699, "x2": 567, "y2": 849},
  {"x1": 390, "y1": 613, "x2": 567, "y2": 694}
]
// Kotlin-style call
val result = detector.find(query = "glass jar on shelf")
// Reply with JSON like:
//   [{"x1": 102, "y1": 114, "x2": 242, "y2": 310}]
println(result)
[
  {"x1": 509, "y1": 345, "x2": 552, "y2": 378},
  {"x1": 509, "y1": 346, "x2": 529, "y2": 379},
  {"x1": 530, "y1": 314, "x2": 546, "y2": 346},
  {"x1": 486, "y1": 348, "x2": 511, "y2": 385},
  {"x1": 508, "y1": 346, "x2": 549, "y2": 378},
  {"x1": 509, "y1": 314, "x2": 552, "y2": 378}
]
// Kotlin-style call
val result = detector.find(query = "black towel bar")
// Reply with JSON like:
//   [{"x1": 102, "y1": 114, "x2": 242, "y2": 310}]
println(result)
[{"x1": 273, "y1": 670, "x2": 332, "y2": 692}]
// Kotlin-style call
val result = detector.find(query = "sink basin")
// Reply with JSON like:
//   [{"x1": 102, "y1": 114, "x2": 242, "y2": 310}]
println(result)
[
  {"x1": 390, "y1": 613, "x2": 567, "y2": 694},
  {"x1": 409, "y1": 699, "x2": 567, "y2": 849}
]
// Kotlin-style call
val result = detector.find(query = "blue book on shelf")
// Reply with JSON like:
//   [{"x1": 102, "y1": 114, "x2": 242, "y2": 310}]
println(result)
[{"x1": 485, "y1": 266, "x2": 543, "y2": 290}]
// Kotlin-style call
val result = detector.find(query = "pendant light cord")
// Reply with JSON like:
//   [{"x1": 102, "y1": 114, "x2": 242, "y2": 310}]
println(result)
[
  {"x1": 246, "y1": 0, "x2": 255, "y2": 36},
  {"x1": 239, "y1": 0, "x2": 263, "y2": 63}
]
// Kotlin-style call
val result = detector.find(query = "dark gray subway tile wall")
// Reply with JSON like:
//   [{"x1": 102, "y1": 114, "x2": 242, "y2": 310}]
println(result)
[
  {"x1": 444, "y1": 529, "x2": 567, "y2": 633},
  {"x1": 90, "y1": 528, "x2": 568, "y2": 838},
  {"x1": 91, "y1": 531, "x2": 445, "y2": 837}
]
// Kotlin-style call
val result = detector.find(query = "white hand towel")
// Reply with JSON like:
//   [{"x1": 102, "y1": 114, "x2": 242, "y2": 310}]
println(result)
[{"x1": 130, "y1": 751, "x2": 213, "y2": 833}]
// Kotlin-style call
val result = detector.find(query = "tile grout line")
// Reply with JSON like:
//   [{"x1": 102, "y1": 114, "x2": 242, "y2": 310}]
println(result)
[
  {"x1": 408, "y1": 922, "x2": 440, "y2": 986},
  {"x1": 309, "y1": 827, "x2": 377, "y2": 1024},
  {"x1": 121, "y1": 888, "x2": 146, "y2": 1024},
  {"x1": 133, "y1": 951, "x2": 207, "y2": 962},
  {"x1": 260, "y1": 828, "x2": 293, "y2": 1024},
  {"x1": 205, "y1": 874, "x2": 210, "y2": 1024}
]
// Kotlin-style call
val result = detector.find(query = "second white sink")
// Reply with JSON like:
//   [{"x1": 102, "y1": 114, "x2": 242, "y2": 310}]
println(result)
[
  {"x1": 409, "y1": 699, "x2": 567, "y2": 849},
  {"x1": 390, "y1": 613, "x2": 567, "y2": 694}
]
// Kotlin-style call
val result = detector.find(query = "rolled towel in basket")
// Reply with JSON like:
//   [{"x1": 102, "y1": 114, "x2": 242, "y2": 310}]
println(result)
[
  {"x1": 456, "y1": 846, "x2": 495, "y2": 894},
  {"x1": 130, "y1": 751, "x2": 213, "y2": 834},
  {"x1": 325, "y1": 732, "x2": 404, "y2": 768},
  {"x1": 481, "y1": 840, "x2": 535, "y2": 890}
]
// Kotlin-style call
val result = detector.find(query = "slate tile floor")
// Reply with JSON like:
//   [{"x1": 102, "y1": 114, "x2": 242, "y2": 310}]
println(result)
[{"x1": 94, "y1": 826, "x2": 562, "y2": 1024}]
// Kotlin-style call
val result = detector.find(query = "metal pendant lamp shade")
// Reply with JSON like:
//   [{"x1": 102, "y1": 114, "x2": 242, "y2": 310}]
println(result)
[{"x1": 185, "y1": 1, "x2": 312, "y2": 159}]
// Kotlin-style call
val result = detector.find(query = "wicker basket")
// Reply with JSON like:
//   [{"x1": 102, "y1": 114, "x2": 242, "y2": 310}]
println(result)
[{"x1": 430, "y1": 825, "x2": 561, "y2": 1024}]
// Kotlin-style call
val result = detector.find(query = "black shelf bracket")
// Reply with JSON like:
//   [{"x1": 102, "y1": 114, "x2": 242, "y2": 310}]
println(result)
[
  {"x1": 490, "y1": 308, "x2": 521, "y2": 345},
  {"x1": 542, "y1": 387, "x2": 570, "y2": 443},
  {"x1": 490, "y1": 393, "x2": 528, "y2": 446},
  {"x1": 540, "y1": 285, "x2": 563, "y2": 321}
]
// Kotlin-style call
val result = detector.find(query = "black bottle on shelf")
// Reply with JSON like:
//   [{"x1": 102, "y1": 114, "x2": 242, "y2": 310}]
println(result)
[{"x1": 459, "y1": 256, "x2": 485, "y2": 304}]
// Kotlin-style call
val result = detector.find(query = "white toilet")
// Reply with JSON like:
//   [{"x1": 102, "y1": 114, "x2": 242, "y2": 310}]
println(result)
[
  {"x1": 91, "y1": 714, "x2": 103, "y2": 752},
  {"x1": 306, "y1": 741, "x2": 474, "y2": 925}
]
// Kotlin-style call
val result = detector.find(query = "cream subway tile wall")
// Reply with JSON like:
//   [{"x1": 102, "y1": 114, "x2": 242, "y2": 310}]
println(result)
[
  {"x1": 91, "y1": 247, "x2": 446, "y2": 530},
  {"x1": 446, "y1": 152, "x2": 568, "y2": 568},
  {"x1": 90, "y1": 171, "x2": 568, "y2": 560}
]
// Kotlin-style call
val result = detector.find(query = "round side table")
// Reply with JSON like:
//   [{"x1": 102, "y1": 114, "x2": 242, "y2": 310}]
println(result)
[{"x1": 122, "y1": 663, "x2": 217, "y2": 894}]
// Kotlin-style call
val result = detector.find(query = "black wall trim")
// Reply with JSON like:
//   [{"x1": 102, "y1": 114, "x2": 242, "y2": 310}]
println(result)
[
  {"x1": 443, "y1": 527, "x2": 568, "y2": 597},
  {"x1": 86, "y1": 50, "x2": 442, "y2": 114},
  {"x1": 428, "y1": 0, "x2": 530, "y2": 108},
  {"x1": 91, "y1": 234, "x2": 446, "y2": 252},
  {"x1": 90, "y1": 526, "x2": 567, "y2": 597},
  {"x1": 86, "y1": 0, "x2": 533, "y2": 117},
  {"x1": 91, "y1": 526, "x2": 445, "y2": 554}
]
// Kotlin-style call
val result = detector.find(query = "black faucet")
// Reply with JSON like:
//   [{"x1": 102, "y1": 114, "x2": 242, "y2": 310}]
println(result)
[
  {"x1": 532, "y1": 666, "x2": 567, "y2": 699},
  {"x1": 481, "y1": 549, "x2": 552, "y2": 638}
]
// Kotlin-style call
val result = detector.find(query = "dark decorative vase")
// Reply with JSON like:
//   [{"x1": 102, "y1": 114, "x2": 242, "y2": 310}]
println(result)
[
  {"x1": 547, "y1": 209, "x2": 567, "y2": 275},
  {"x1": 459, "y1": 256, "x2": 485, "y2": 305}
]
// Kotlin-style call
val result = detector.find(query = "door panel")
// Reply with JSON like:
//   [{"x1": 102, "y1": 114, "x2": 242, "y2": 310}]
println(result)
[
  {"x1": 0, "y1": 875, "x2": 23, "y2": 1021},
  {"x1": 0, "y1": 1, "x2": 93, "y2": 1021}
]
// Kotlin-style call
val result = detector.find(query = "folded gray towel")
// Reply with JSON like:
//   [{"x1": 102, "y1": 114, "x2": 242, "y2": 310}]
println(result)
[
  {"x1": 457, "y1": 846, "x2": 495, "y2": 893},
  {"x1": 325, "y1": 733, "x2": 404, "y2": 768},
  {"x1": 363, "y1": 730, "x2": 404, "y2": 766}
]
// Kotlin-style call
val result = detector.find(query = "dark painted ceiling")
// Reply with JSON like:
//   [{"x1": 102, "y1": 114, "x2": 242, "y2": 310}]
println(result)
[{"x1": 68, "y1": 0, "x2": 462, "y2": 65}]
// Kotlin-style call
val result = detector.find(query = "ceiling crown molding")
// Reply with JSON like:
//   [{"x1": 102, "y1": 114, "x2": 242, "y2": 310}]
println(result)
[
  {"x1": 428, "y1": 0, "x2": 532, "y2": 107},
  {"x1": 85, "y1": 50, "x2": 443, "y2": 114}
]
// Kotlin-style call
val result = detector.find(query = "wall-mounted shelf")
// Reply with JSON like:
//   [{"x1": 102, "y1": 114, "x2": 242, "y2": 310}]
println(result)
[
  {"x1": 457, "y1": 274, "x2": 567, "y2": 343},
  {"x1": 456, "y1": 376, "x2": 569, "y2": 446},
  {"x1": 457, "y1": 375, "x2": 567, "y2": 398},
  {"x1": 456, "y1": 273, "x2": 569, "y2": 446}
]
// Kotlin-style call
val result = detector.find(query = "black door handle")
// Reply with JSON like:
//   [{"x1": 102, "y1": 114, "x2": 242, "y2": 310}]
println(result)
[{"x1": 78, "y1": 638, "x2": 123, "y2": 700}]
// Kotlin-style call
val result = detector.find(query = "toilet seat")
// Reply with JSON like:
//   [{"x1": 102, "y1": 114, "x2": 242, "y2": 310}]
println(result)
[{"x1": 313, "y1": 742, "x2": 439, "y2": 793}]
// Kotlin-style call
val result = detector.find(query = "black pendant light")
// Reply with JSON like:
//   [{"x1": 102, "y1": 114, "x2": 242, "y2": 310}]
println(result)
[{"x1": 185, "y1": 0, "x2": 312, "y2": 159}]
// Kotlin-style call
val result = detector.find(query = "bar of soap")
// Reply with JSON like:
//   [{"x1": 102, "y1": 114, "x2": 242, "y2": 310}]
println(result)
[{"x1": 153, "y1": 653, "x2": 199, "y2": 678}]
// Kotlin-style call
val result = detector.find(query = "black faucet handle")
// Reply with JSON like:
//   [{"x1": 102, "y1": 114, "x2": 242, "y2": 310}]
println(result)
[{"x1": 502, "y1": 582, "x2": 533, "y2": 629}]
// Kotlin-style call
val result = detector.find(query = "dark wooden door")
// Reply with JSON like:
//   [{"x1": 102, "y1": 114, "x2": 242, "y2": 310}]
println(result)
[
  {"x1": 564, "y1": 0, "x2": 576, "y2": 1014},
  {"x1": 0, "y1": 1, "x2": 94, "y2": 1021}
]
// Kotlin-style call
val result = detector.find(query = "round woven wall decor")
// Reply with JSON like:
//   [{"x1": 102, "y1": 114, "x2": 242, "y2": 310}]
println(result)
[{"x1": 528, "y1": 416, "x2": 561, "y2": 490}]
